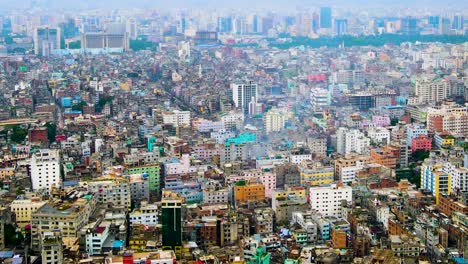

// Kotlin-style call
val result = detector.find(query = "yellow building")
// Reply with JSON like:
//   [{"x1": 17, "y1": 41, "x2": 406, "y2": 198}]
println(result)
[
  {"x1": 434, "y1": 171, "x2": 451, "y2": 205},
  {"x1": 11, "y1": 198, "x2": 47, "y2": 228},
  {"x1": 272, "y1": 186, "x2": 306, "y2": 200},
  {"x1": 299, "y1": 161, "x2": 334, "y2": 186},
  {"x1": 0, "y1": 168, "x2": 15, "y2": 179},
  {"x1": 234, "y1": 180, "x2": 265, "y2": 203}
]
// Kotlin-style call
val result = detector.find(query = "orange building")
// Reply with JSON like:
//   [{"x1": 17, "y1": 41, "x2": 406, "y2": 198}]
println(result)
[
  {"x1": 388, "y1": 218, "x2": 410, "y2": 236},
  {"x1": 370, "y1": 147, "x2": 398, "y2": 169},
  {"x1": 234, "y1": 180, "x2": 265, "y2": 203},
  {"x1": 438, "y1": 194, "x2": 468, "y2": 216},
  {"x1": 331, "y1": 227, "x2": 347, "y2": 249}
]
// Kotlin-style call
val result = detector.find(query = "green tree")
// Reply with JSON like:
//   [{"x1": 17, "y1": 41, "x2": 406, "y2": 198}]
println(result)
[
  {"x1": 6, "y1": 125, "x2": 28, "y2": 144},
  {"x1": 4, "y1": 224, "x2": 24, "y2": 246},
  {"x1": 412, "y1": 150, "x2": 430, "y2": 162},
  {"x1": 44, "y1": 122, "x2": 57, "y2": 143},
  {"x1": 390, "y1": 118, "x2": 399, "y2": 126},
  {"x1": 68, "y1": 40, "x2": 81, "y2": 49},
  {"x1": 71, "y1": 101, "x2": 87, "y2": 111}
]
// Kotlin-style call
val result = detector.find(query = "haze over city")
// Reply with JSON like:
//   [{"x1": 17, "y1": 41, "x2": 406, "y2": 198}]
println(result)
[{"x1": 0, "y1": 0, "x2": 466, "y2": 264}]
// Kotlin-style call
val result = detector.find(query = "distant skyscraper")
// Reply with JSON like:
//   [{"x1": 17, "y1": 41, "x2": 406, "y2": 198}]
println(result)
[
  {"x1": 334, "y1": 19, "x2": 348, "y2": 36},
  {"x1": 428, "y1": 16, "x2": 440, "y2": 28},
  {"x1": 452, "y1": 15, "x2": 464, "y2": 30},
  {"x1": 34, "y1": 26, "x2": 60, "y2": 56},
  {"x1": 320, "y1": 7, "x2": 332, "y2": 29},
  {"x1": 231, "y1": 82, "x2": 258, "y2": 115},
  {"x1": 312, "y1": 12, "x2": 320, "y2": 33},
  {"x1": 400, "y1": 17, "x2": 418, "y2": 35}
]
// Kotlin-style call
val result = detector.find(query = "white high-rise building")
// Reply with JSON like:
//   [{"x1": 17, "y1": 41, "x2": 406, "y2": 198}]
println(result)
[
  {"x1": 310, "y1": 87, "x2": 330, "y2": 111},
  {"x1": 231, "y1": 82, "x2": 258, "y2": 115},
  {"x1": 336, "y1": 128, "x2": 371, "y2": 155},
  {"x1": 443, "y1": 162, "x2": 468, "y2": 193},
  {"x1": 367, "y1": 127, "x2": 391, "y2": 145},
  {"x1": 264, "y1": 108, "x2": 287, "y2": 134},
  {"x1": 309, "y1": 183, "x2": 352, "y2": 217},
  {"x1": 415, "y1": 78, "x2": 451, "y2": 104},
  {"x1": 30, "y1": 149, "x2": 61, "y2": 192},
  {"x1": 34, "y1": 27, "x2": 61, "y2": 56}
]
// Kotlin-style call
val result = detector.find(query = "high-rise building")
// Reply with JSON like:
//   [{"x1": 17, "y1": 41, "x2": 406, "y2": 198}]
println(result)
[
  {"x1": 336, "y1": 128, "x2": 371, "y2": 155},
  {"x1": 309, "y1": 182, "x2": 352, "y2": 217},
  {"x1": 231, "y1": 82, "x2": 258, "y2": 115},
  {"x1": 30, "y1": 149, "x2": 61, "y2": 192},
  {"x1": 34, "y1": 26, "x2": 61, "y2": 56},
  {"x1": 264, "y1": 108, "x2": 287, "y2": 134},
  {"x1": 415, "y1": 78, "x2": 451, "y2": 103},
  {"x1": 452, "y1": 15, "x2": 464, "y2": 30},
  {"x1": 334, "y1": 19, "x2": 348, "y2": 36},
  {"x1": 320, "y1": 7, "x2": 332, "y2": 29},
  {"x1": 161, "y1": 191, "x2": 183, "y2": 251}
]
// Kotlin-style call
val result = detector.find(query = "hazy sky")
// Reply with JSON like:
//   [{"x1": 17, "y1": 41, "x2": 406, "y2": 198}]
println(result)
[{"x1": 1, "y1": 0, "x2": 467, "y2": 11}]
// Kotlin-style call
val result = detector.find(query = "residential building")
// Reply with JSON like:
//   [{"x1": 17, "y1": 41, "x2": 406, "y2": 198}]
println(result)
[
  {"x1": 298, "y1": 161, "x2": 334, "y2": 186},
  {"x1": 11, "y1": 197, "x2": 47, "y2": 228},
  {"x1": 406, "y1": 124, "x2": 428, "y2": 146},
  {"x1": 30, "y1": 149, "x2": 62, "y2": 193},
  {"x1": 271, "y1": 187, "x2": 308, "y2": 222},
  {"x1": 421, "y1": 161, "x2": 451, "y2": 204},
  {"x1": 291, "y1": 211, "x2": 318, "y2": 243},
  {"x1": 415, "y1": 78, "x2": 451, "y2": 103},
  {"x1": 336, "y1": 128, "x2": 371, "y2": 155},
  {"x1": 231, "y1": 82, "x2": 258, "y2": 115},
  {"x1": 443, "y1": 162, "x2": 468, "y2": 193},
  {"x1": 31, "y1": 193, "x2": 97, "y2": 251},
  {"x1": 233, "y1": 180, "x2": 265, "y2": 204},
  {"x1": 264, "y1": 108, "x2": 287, "y2": 134},
  {"x1": 129, "y1": 174, "x2": 150, "y2": 204},
  {"x1": 41, "y1": 231, "x2": 63, "y2": 264},
  {"x1": 309, "y1": 183, "x2": 352, "y2": 217},
  {"x1": 129, "y1": 201, "x2": 158, "y2": 226},
  {"x1": 411, "y1": 134, "x2": 432, "y2": 153},
  {"x1": 162, "y1": 110, "x2": 191, "y2": 127}
]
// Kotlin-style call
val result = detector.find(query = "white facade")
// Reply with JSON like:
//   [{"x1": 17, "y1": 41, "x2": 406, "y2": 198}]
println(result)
[
  {"x1": 415, "y1": 78, "x2": 451, "y2": 103},
  {"x1": 221, "y1": 112, "x2": 244, "y2": 130},
  {"x1": 30, "y1": 149, "x2": 61, "y2": 192},
  {"x1": 290, "y1": 153, "x2": 313, "y2": 165},
  {"x1": 309, "y1": 183, "x2": 352, "y2": 217},
  {"x1": 443, "y1": 162, "x2": 468, "y2": 193},
  {"x1": 310, "y1": 87, "x2": 330, "y2": 111},
  {"x1": 231, "y1": 82, "x2": 258, "y2": 114},
  {"x1": 85, "y1": 223, "x2": 110, "y2": 255},
  {"x1": 368, "y1": 127, "x2": 391, "y2": 145},
  {"x1": 338, "y1": 162, "x2": 364, "y2": 183},
  {"x1": 264, "y1": 109, "x2": 287, "y2": 134},
  {"x1": 129, "y1": 202, "x2": 158, "y2": 226},
  {"x1": 337, "y1": 128, "x2": 371, "y2": 155},
  {"x1": 83, "y1": 178, "x2": 131, "y2": 208},
  {"x1": 203, "y1": 188, "x2": 229, "y2": 204},
  {"x1": 162, "y1": 110, "x2": 191, "y2": 127},
  {"x1": 376, "y1": 205, "x2": 390, "y2": 231}
]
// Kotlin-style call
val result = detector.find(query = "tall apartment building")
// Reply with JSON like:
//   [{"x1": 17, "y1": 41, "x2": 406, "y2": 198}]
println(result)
[
  {"x1": 310, "y1": 87, "x2": 330, "y2": 111},
  {"x1": 34, "y1": 26, "x2": 61, "y2": 56},
  {"x1": 82, "y1": 174, "x2": 131, "y2": 208},
  {"x1": 336, "y1": 128, "x2": 371, "y2": 155},
  {"x1": 30, "y1": 149, "x2": 62, "y2": 193},
  {"x1": 309, "y1": 183, "x2": 352, "y2": 217},
  {"x1": 161, "y1": 191, "x2": 183, "y2": 251},
  {"x1": 415, "y1": 78, "x2": 451, "y2": 103},
  {"x1": 264, "y1": 108, "x2": 287, "y2": 134},
  {"x1": 233, "y1": 180, "x2": 265, "y2": 204},
  {"x1": 231, "y1": 82, "x2": 258, "y2": 115},
  {"x1": 443, "y1": 162, "x2": 468, "y2": 193},
  {"x1": 421, "y1": 160, "x2": 451, "y2": 204},
  {"x1": 129, "y1": 201, "x2": 158, "y2": 226},
  {"x1": 31, "y1": 193, "x2": 97, "y2": 251},
  {"x1": 427, "y1": 102, "x2": 468, "y2": 137},
  {"x1": 307, "y1": 137, "x2": 327, "y2": 157}
]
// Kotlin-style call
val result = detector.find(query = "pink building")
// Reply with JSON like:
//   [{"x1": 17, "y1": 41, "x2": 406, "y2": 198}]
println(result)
[
  {"x1": 372, "y1": 115, "x2": 391, "y2": 127},
  {"x1": 411, "y1": 135, "x2": 432, "y2": 153}
]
